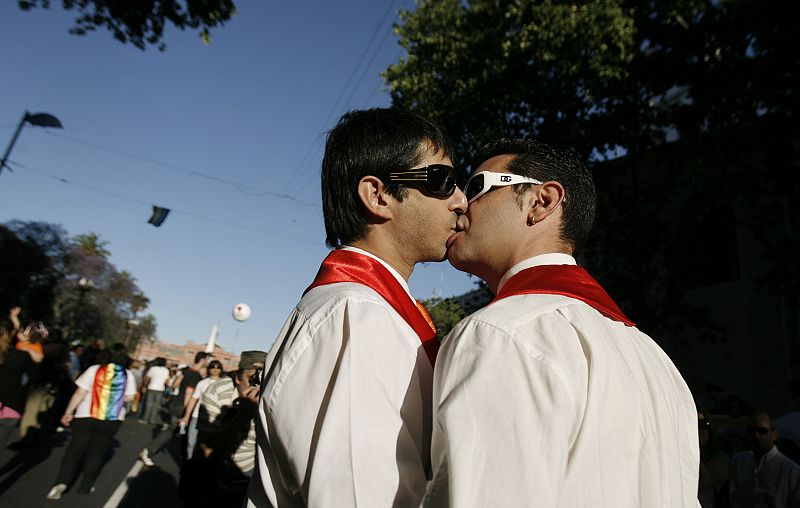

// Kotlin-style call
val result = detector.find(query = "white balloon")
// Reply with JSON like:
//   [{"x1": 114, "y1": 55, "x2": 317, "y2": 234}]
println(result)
[{"x1": 232, "y1": 303, "x2": 252, "y2": 322}]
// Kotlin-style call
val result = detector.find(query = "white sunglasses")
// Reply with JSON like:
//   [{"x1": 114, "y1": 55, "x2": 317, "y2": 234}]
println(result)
[{"x1": 464, "y1": 171, "x2": 543, "y2": 203}]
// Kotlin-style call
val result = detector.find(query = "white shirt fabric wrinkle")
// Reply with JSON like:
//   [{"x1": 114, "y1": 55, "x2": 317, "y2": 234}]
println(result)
[
  {"x1": 247, "y1": 275, "x2": 433, "y2": 508},
  {"x1": 425, "y1": 266, "x2": 699, "y2": 508}
]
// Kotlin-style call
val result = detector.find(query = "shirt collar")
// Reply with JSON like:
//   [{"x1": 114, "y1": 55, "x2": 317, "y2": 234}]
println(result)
[
  {"x1": 758, "y1": 445, "x2": 780, "y2": 467},
  {"x1": 339, "y1": 246, "x2": 414, "y2": 299},
  {"x1": 496, "y1": 253, "x2": 577, "y2": 293}
]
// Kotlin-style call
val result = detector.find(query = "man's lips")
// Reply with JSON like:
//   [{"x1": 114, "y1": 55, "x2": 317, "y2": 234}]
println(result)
[{"x1": 446, "y1": 216, "x2": 469, "y2": 249}]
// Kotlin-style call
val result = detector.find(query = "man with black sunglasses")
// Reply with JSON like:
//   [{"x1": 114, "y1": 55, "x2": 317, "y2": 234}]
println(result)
[
  {"x1": 246, "y1": 108, "x2": 467, "y2": 507},
  {"x1": 423, "y1": 139, "x2": 698, "y2": 507},
  {"x1": 730, "y1": 412, "x2": 800, "y2": 507}
]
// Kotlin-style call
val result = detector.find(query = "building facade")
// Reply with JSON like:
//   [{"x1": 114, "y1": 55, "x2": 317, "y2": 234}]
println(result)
[{"x1": 133, "y1": 339, "x2": 240, "y2": 371}]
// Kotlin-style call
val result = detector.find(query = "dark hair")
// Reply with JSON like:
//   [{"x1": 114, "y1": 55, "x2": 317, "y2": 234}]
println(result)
[
  {"x1": 112, "y1": 351, "x2": 132, "y2": 369},
  {"x1": 194, "y1": 351, "x2": 209, "y2": 363},
  {"x1": 751, "y1": 411, "x2": 777, "y2": 430},
  {"x1": 321, "y1": 108, "x2": 453, "y2": 247},
  {"x1": 479, "y1": 139, "x2": 596, "y2": 250},
  {"x1": 153, "y1": 356, "x2": 167, "y2": 367},
  {"x1": 208, "y1": 360, "x2": 223, "y2": 370},
  {"x1": 96, "y1": 349, "x2": 112, "y2": 365}
]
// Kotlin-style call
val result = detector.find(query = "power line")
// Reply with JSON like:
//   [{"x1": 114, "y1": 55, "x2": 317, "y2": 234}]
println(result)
[
  {"x1": 38, "y1": 130, "x2": 320, "y2": 208},
  {"x1": 342, "y1": 26, "x2": 396, "y2": 113},
  {"x1": 6, "y1": 159, "x2": 324, "y2": 247},
  {"x1": 282, "y1": 0, "x2": 405, "y2": 197},
  {"x1": 361, "y1": 55, "x2": 400, "y2": 106}
]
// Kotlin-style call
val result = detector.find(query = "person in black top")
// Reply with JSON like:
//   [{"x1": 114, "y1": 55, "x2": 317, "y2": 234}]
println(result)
[{"x1": 139, "y1": 351, "x2": 209, "y2": 465}]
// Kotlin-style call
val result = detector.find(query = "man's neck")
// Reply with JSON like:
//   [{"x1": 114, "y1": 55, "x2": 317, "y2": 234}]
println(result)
[
  {"x1": 486, "y1": 244, "x2": 574, "y2": 293},
  {"x1": 349, "y1": 238, "x2": 413, "y2": 281},
  {"x1": 754, "y1": 445, "x2": 776, "y2": 463}
]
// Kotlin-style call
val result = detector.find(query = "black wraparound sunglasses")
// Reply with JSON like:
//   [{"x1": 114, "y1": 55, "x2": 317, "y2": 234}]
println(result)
[
  {"x1": 387, "y1": 164, "x2": 457, "y2": 197},
  {"x1": 746, "y1": 426, "x2": 771, "y2": 435}
]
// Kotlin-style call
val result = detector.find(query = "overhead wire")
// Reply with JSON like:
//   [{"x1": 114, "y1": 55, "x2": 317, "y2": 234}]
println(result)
[
  {"x1": 6, "y1": 159, "x2": 324, "y2": 247},
  {"x1": 282, "y1": 0, "x2": 406, "y2": 197},
  {"x1": 362, "y1": 49, "x2": 406, "y2": 106},
  {"x1": 38, "y1": 130, "x2": 320, "y2": 208}
]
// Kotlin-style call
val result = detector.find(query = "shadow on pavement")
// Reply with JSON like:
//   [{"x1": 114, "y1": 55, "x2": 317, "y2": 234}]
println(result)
[
  {"x1": 0, "y1": 430, "x2": 68, "y2": 496},
  {"x1": 118, "y1": 466, "x2": 182, "y2": 508}
]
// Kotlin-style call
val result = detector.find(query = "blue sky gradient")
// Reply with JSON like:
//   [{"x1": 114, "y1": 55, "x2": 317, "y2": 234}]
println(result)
[{"x1": 0, "y1": 0, "x2": 477, "y2": 354}]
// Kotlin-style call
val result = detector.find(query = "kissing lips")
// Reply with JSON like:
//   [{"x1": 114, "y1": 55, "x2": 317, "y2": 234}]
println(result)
[{"x1": 446, "y1": 215, "x2": 469, "y2": 249}]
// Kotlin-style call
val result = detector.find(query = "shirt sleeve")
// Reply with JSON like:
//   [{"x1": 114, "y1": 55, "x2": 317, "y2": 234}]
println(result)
[
  {"x1": 424, "y1": 317, "x2": 579, "y2": 508},
  {"x1": 75, "y1": 365, "x2": 97, "y2": 391},
  {"x1": 192, "y1": 379, "x2": 206, "y2": 400}
]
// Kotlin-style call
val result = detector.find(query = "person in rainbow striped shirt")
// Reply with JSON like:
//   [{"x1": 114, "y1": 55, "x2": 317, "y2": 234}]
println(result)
[{"x1": 45, "y1": 347, "x2": 138, "y2": 500}]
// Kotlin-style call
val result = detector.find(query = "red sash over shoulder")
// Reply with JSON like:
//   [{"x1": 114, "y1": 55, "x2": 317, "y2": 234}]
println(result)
[
  {"x1": 493, "y1": 264, "x2": 635, "y2": 327},
  {"x1": 305, "y1": 249, "x2": 439, "y2": 366}
]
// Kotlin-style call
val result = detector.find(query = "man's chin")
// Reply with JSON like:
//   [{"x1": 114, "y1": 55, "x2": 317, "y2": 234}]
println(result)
[{"x1": 445, "y1": 248, "x2": 471, "y2": 273}]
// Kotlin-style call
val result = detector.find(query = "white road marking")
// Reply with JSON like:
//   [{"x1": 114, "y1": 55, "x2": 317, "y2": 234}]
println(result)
[{"x1": 102, "y1": 460, "x2": 144, "y2": 508}]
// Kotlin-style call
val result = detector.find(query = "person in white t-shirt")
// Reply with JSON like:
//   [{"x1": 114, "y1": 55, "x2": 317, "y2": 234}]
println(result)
[
  {"x1": 140, "y1": 357, "x2": 169, "y2": 424},
  {"x1": 45, "y1": 349, "x2": 137, "y2": 500}
]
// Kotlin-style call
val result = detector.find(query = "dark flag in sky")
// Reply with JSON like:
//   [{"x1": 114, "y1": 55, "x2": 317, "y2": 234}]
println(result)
[{"x1": 148, "y1": 206, "x2": 170, "y2": 227}]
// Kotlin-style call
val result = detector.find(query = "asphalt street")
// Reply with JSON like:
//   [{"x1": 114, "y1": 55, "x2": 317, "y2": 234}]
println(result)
[{"x1": 0, "y1": 418, "x2": 184, "y2": 508}]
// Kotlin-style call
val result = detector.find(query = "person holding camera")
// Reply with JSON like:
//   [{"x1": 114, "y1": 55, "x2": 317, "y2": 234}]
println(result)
[{"x1": 179, "y1": 350, "x2": 265, "y2": 506}]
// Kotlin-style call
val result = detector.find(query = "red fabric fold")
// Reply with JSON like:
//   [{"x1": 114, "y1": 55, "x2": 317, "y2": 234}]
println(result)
[
  {"x1": 305, "y1": 249, "x2": 439, "y2": 366},
  {"x1": 493, "y1": 264, "x2": 635, "y2": 327}
]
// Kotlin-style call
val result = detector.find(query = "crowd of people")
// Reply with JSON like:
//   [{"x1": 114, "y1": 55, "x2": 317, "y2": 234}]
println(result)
[
  {"x1": 3, "y1": 106, "x2": 800, "y2": 508},
  {"x1": 0, "y1": 305, "x2": 267, "y2": 505}
]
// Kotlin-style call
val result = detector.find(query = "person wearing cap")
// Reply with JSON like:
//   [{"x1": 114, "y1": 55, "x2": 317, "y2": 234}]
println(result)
[
  {"x1": 246, "y1": 108, "x2": 467, "y2": 507},
  {"x1": 423, "y1": 139, "x2": 699, "y2": 507},
  {"x1": 179, "y1": 350, "x2": 266, "y2": 506}
]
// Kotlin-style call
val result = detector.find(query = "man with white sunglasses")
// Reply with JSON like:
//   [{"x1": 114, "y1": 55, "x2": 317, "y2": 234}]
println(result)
[
  {"x1": 423, "y1": 139, "x2": 699, "y2": 507},
  {"x1": 246, "y1": 108, "x2": 467, "y2": 507}
]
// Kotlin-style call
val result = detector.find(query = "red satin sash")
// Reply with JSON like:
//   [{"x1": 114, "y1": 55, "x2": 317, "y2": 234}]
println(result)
[
  {"x1": 305, "y1": 249, "x2": 439, "y2": 366},
  {"x1": 493, "y1": 264, "x2": 635, "y2": 326}
]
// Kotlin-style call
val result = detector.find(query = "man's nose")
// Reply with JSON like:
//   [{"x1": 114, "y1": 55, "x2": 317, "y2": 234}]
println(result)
[{"x1": 449, "y1": 186, "x2": 468, "y2": 214}]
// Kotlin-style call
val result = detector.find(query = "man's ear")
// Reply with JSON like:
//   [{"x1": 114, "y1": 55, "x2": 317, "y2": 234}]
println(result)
[
  {"x1": 527, "y1": 181, "x2": 565, "y2": 226},
  {"x1": 357, "y1": 175, "x2": 393, "y2": 220}
]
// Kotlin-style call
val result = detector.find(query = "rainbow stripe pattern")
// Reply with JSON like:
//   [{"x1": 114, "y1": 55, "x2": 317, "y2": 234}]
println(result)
[{"x1": 90, "y1": 364, "x2": 128, "y2": 420}]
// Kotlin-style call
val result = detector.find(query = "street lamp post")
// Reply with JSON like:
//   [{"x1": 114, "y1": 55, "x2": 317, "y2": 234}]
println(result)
[
  {"x1": 0, "y1": 110, "x2": 63, "y2": 176},
  {"x1": 73, "y1": 277, "x2": 93, "y2": 342}
]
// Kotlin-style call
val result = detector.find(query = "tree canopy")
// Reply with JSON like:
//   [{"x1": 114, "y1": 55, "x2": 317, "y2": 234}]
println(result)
[
  {"x1": 1, "y1": 220, "x2": 157, "y2": 351},
  {"x1": 385, "y1": 0, "x2": 800, "y2": 345},
  {"x1": 18, "y1": 0, "x2": 237, "y2": 50},
  {"x1": 384, "y1": 0, "x2": 799, "y2": 165},
  {"x1": 420, "y1": 297, "x2": 465, "y2": 341}
]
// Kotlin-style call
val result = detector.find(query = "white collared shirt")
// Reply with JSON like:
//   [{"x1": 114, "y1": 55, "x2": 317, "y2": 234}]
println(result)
[
  {"x1": 247, "y1": 249, "x2": 433, "y2": 507},
  {"x1": 730, "y1": 446, "x2": 800, "y2": 507},
  {"x1": 496, "y1": 252, "x2": 577, "y2": 293},
  {"x1": 339, "y1": 245, "x2": 414, "y2": 299},
  {"x1": 425, "y1": 259, "x2": 699, "y2": 507}
]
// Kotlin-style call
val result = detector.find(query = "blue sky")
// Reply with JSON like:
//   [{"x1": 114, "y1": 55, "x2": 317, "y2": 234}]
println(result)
[{"x1": 0, "y1": 0, "x2": 477, "y2": 354}]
